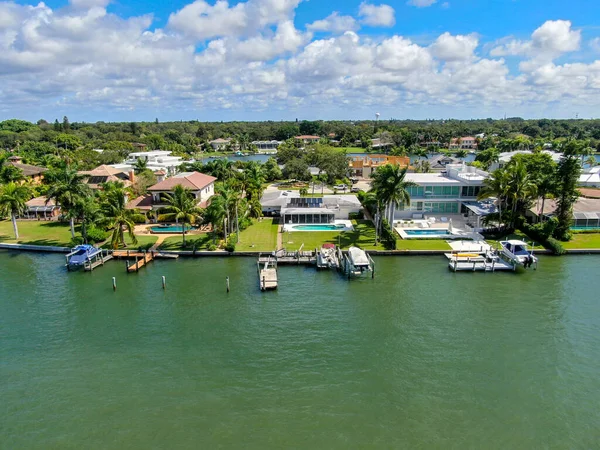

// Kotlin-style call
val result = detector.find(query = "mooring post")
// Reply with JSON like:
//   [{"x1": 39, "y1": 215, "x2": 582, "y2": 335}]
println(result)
[
  {"x1": 226, "y1": 276, "x2": 230, "y2": 293},
  {"x1": 262, "y1": 276, "x2": 266, "y2": 291},
  {"x1": 112, "y1": 277, "x2": 116, "y2": 291},
  {"x1": 162, "y1": 276, "x2": 166, "y2": 289},
  {"x1": 135, "y1": 256, "x2": 139, "y2": 272}
]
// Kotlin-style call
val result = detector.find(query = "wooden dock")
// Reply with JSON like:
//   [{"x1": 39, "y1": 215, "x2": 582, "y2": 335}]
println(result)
[
  {"x1": 83, "y1": 253, "x2": 113, "y2": 271},
  {"x1": 126, "y1": 252, "x2": 154, "y2": 273},
  {"x1": 257, "y1": 255, "x2": 278, "y2": 291},
  {"x1": 447, "y1": 255, "x2": 515, "y2": 272},
  {"x1": 112, "y1": 250, "x2": 178, "y2": 273}
]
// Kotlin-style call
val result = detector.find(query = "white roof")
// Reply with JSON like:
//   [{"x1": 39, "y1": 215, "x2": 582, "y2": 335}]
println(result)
[
  {"x1": 498, "y1": 150, "x2": 563, "y2": 163},
  {"x1": 405, "y1": 173, "x2": 462, "y2": 185},
  {"x1": 129, "y1": 150, "x2": 172, "y2": 157}
]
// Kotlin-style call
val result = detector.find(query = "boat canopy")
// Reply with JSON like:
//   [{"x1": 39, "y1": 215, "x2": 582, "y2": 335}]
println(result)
[
  {"x1": 348, "y1": 246, "x2": 369, "y2": 267},
  {"x1": 67, "y1": 245, "x2": 102, "y2": 266}
]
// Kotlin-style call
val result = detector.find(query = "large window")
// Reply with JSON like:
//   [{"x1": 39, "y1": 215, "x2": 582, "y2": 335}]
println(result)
[
  {"x1": 423, "y1": 202, "x2": 459, "y2": 213},
  {"x1": 407, "y1": 185, "x2": 459, "y2": 198},
  {"x1": 461, "y1": 186, "x2": 481, "y2": 197}
]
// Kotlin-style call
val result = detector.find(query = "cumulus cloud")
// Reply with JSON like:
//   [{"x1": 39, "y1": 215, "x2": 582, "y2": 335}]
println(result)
[
  {"x1": 0, "y1": 3, "x2": 598, "y2": 119},
  {"x1": 358, "y1": 2, "x2": 395, "y2": 27},
  {"x1": 430, "y1": 32, "x2": 479, "y2": 61},
  {"x1": 407, "y1": 0, "x2": 437, "y2": 7},
  {"x1": 590, "y1": 37, "x2": 600, "y2": 53},
  {"x1": 491, "y1": 20, "x2": 581, "y2": 59},
  {"x1": 307, "y1": 12, "x2": 359, "y2": 34}
]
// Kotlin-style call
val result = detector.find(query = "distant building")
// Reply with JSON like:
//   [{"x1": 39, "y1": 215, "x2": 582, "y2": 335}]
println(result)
[
  {"x1": 528, "y1": 197, "x2": 600, "y2": 229},
  {"x1": 295, "y1": 135, "x2": 321, "y2": 144},
  {"x1": 111, "y1": 151, "x2": 184, "y2": 175},
  {"x1": 371, "y1": 138, "x2": 393, "y2": 150},
  {"x1": 4, "y1": 156, "x2": 47, "y2": 184},
  {"x1": 349, "y1": 154, "x2": 410, "y2": 179},
  {"x1": 252, "y1": 140, "x2": 281, "y2": 150},
  {"x1": 127, "y1": 172, "x2": 216, "y2": 212},
  {"x1": 449, "y1": 136, "x2": 478, "y2": 150},
  {"x1": 489, "y1": 150, "x2": 563, "y2": 171},
  {"x1": 79, "y1": 165, "x2": 133, "y2": 190},
  {"x1": 209, "y1": 138, "x2": 233, "y2": 150},
  {"x1": 22, "y1": 197, "x2": 60, "y2": 219},
  {"x1": 428, "y1": 154, "x2": 461, "y2": 171},
  {"x1": 579, "y1": 167, "x2": 600, "y2": 188}
]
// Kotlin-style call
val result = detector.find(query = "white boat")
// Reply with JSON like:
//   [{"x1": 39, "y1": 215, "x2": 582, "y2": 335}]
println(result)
[
  {"x1": 347, "y1": 246, "x2": 371, "y2": 276},
  {"x1": 499, "y1": 240, "x2": 538, "y2": 269},
  {"x1": 316, "y1": 244, "x2": 339, "y2": 269}
]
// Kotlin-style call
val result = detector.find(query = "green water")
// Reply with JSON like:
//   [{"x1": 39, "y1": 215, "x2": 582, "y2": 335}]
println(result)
[{"x1": 1, "y1": 252, "x2": 599, "y2": 449}]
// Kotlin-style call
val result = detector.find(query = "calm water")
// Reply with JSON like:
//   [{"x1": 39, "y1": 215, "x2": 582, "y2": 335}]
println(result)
[{"x1": 1, "y1": 252, "x2": 599, "y2": 448}]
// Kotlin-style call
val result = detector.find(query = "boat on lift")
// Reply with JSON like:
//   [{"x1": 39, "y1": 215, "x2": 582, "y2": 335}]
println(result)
[
  {"x1": 499, "y1": 240, "x2": 538, "y2": 269},
  {"x1": 347, "y1": 246, "x2": 372, "y2": 276},
  {"x1": 316, "y1": 244, "x2": 339, "y2": 270}
]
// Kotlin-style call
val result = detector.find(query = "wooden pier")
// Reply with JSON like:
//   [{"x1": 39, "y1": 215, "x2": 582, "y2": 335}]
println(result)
[
  {"x1": 112, "y1": 250, "x2": 178, "y2": 273},
  {"x1": 258, "y1": 247, "x2": 316, "y2": 265},
  {"x1": 83, "y1": 252, "x2": 113, "y2": 271},
  {"x1": 257, "y1": 255, "x2": 278, "y2": 291}
]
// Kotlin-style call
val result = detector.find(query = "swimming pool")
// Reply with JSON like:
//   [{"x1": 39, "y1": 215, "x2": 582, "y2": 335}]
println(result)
[
  {"x1": 150, "y1": 225, "x2": 196, "y2": 233},
  {"x1": 404, "y1": 229, "x2": 452, "y2": 236},
  {"x1": 289, "y1": 224, "x2": 347, "y2": 231}
]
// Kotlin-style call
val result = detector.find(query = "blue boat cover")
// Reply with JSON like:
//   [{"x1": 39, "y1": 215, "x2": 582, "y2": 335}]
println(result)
[{"x1": 68, "y1": 245, "x2": 101, "y2": 265}]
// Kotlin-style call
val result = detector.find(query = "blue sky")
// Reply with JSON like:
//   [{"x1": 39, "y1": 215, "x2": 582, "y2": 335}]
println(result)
[{"x1": 2, "y1": 0, "x2": 600, "y2": 122}]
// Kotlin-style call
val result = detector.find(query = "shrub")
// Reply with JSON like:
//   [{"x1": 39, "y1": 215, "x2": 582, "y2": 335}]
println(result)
[
  {"x1": 349, "y1": 211, "x2": 364, "y2": 220},
  {"x1": 207, "y1": 243, "x2": 217, "y2": 251},
  {"x1": 86, "y1": 226, "x2": 109, "y2": 244},
  {"x1": 225, "y1": 234, "x2": 237, "y2": 252},
  {"x1": 572, "y1": 228, "x2": 600, "y2": 234},
  {"x1": 546, "y1": 237, "x2": 566, "y2": 255},
  {"x1": 380, "y1": 219, "x2": 397, "y2": 250},
  {"x1": 131, "y1": 213, "x2": 147, "y2": 224},
  {"x1": 69, "y1": 237, "x2": 84, "y2": 247}
]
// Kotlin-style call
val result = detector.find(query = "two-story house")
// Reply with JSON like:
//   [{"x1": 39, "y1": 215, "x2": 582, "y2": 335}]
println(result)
[
  {"x1": 127, "y1": 172, "x2": 216, "y2": 213},
  {"x1": 449, "y1": 136, "x2": 478, "y2": 150},
  {"x1": 111, "y1": 151, "x2": 184, "y2": 175}
]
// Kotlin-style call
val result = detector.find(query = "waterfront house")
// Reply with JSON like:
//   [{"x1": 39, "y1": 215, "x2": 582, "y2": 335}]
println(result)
[
  {"x1": 260, "y1": 191, "x2": 361, "y2": 223},
  {"x1": 349, "y1": 154, "x2": 410, "y2": 179},
  {"x1": 393, "y1": 164, "x2": 489, "y2": 219},
  {"x1": 449, "y1": 137, "x2": 478, "y2": 150},
  {"x1": 4, "y1": 156, "x2": 47, "y2": 184},
  {"x1": 127, "y1": 171, "x2": 216, "y2": 212},
  {"x1": 209, "y1": 138, "x2": 233, "y2": 150},
  {"x1": 489, "y1": 150, "x2": 563, "y2": 171},
  {"x1": 251, "y1": 140, "x2": 281, "y2": 151},
  {"x1": 22, "y1": 196, "x2": 61, "y2": 219},
  {"x1": 111, "y1": 150, "x2": 184, "y2": 175},
  {"x1": 528, "y1": 197, "x2": 600, "y2": 230},
  {"x1": 79, "y1": 165, "x2": 133, "y2": 190},
  {"x1": 429, "y1": 154, "x2": 461, "y2": 171}
]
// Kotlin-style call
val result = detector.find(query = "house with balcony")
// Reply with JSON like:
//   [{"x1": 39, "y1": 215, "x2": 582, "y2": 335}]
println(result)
[
  {"x1": 260, "y1": 190, "x2": 361, "y2": 222},
  {"x1": 349, "y1": 154, "x2": 410, "y2": 179},
  {"x1": 295, "y1": 135, "x2": 321, "y2": 144},
  {"x1": 393, "y1": 164, "x2": 489, "y2": 221},
  {"x1": 449, "y1": 136, "x2": 478, "y2": 150},
  {"x1": 126, "y1": 172, "x2": 216, "y2": 213},
  {"x1": 111, "y1": 150, "x2": 184, "y2": 175}
]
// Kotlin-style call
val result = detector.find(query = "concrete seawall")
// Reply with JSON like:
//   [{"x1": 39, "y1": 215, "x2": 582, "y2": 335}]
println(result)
[{"x1": 0, "y1": 243, "x2": 71, "y2": 253}]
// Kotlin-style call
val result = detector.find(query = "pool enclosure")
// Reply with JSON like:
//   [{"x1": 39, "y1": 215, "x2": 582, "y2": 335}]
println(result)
[
  {"x1": 281, "y1": 208, "x2": 336, "y2": 225},
  {"x1": 572, "y1": 212, "x2": 600, "y2": 229}
]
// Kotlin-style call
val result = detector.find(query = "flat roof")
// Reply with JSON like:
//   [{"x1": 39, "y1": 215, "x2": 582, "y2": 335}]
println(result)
[{"x1": 405, "y1": 173, "x2": 461, "y2": 185}]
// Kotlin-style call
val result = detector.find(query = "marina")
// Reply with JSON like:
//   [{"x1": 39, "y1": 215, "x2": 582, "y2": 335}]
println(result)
[{"x1": 2, "y1": 252, "x2": 599, "y2": 449}]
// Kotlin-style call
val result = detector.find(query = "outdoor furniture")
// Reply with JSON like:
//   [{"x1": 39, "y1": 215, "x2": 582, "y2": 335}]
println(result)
[
  {"x1": 441, "y1": 217, "x2": 448, "y2": 223},
  {"x1": 429, "y1": 217, "x2": 437, "y2": 224}
]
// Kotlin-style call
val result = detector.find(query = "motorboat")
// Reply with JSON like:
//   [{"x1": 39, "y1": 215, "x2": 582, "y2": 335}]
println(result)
[
  {"x1": 66, "y1": 244, "x2": 103, "y2": 270},
  {"x1": 347, "y1": 246, "x2": 371, "y2": 276},
  {"x1": 316, "y1": 244, "x2": 339, "y2": 269},
  {"x1": 499, "y1": 240, "x2": 538, "y2": 269}
]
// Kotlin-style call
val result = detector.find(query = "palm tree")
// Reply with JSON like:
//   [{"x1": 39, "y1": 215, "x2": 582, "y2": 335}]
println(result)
[
  {"x1": 211, "y1": 159, "x2": 235, "y2": 182},
  {"x1": 133, "y1": 158, "x2": 148, "y2": 174},
  {"x1": 505, "y1": 160, "x2": 537, "y2": 227},
  {"x1": 0, "y1": 182, "x2": 31, "y2": 239},
  {"x1": 243, "y1": 162, "x2": 266, "y2": 201},
  {"x1": 204, "y1": 195, "x2": 227, "y2": 244},
  {"x1": 478, "y1": 168, "x2": 510, "y2": 228},
  {"x1": 454, "y1": 149, "x2": 468, "y2": 159},
  {"x1": 99, "y1": 183, "x2": 138, "y2": 249},
  {"x1": 160, "y1": 185, "x2": 203, "y2": 247},
  {"x1": 45, "y1": 165, "x2": 90, "y2": 239},
  {"x1": 371, "y1": 164, "x2": 416, "y2": 225}
]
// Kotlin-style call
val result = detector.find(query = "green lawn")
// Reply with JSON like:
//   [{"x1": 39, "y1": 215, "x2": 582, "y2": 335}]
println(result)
[
  {"x1": 336, "y1": 147, "x2": 368, "y2": 153},
  {"x1": 158, "y1": 233, "x2": 213, "y2": 251},
  {"x1": 395, "y1": 239, "x2": 452, "y2": 251},
  {"x1": 101, "y1": 234, "x2": 158, "y2": 251},
  {"x1": 562, "y1": 233, "x2": 600, "y2": 249},
  {"x1": 283, "y1": 220, "x2": 386, "y2": 251},
  {"x1": 236, "y1": 218, "x2": 279, "y2": 251},
  {"x1": 0, "y1": 220, "x2": 74, "y2": 247}
]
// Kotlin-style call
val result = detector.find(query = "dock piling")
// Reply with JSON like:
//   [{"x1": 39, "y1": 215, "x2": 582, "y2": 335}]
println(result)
[
  {"x1": 162, "y1": 276, "x2": 166, "y2": 289},
  {"x1": 226, "y1": 276, "x2": 230, "y2": 293},
  {"x1": 112, "y1": 277, "x2": 116, "y2": 291}
]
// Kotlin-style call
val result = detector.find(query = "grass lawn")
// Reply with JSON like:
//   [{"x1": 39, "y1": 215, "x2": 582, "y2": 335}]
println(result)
[
  {"x1": 237, "y1": 218, "x2": 279, "y2": 251},
  {"x1": 0, "y1": 220, "x2": 74, "y2": 247},
  {"x1": 158, "y1": 233, "x2": 213, "y2": 251},
  {"x1": 336, "y1": 147, "x2": 368, "y2": 154},
  {"x1": 283, "y1": 220, "x2": 386, "y2": 251},
  {"x1": 395, "y1": 239, "x2": 452, "y2": 251},
  {"x1": 100, "y1": 234, "x2": 158, "y2": 251},
  {"x1": 562, "y1": 233, "x2": 600, "y2": 249}
]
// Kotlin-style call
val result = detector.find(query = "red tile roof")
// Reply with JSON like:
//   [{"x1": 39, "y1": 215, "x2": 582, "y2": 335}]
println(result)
[
  {"x1": 148, "y1": 172, "x2": 216, "y2": 192},
  {"x1": 126, "y1": 194, "x2": 153, "y2": 211},
  {"x1": 295, "y1": 135, "x2": 320, "y2": 139}
]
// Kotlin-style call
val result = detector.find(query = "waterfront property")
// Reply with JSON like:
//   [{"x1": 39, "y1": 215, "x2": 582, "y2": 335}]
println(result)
[
  {"x1": 295, "y1": 135, "x2": 321, "y2": 144},
  {"x1": 22, "y1": 196, "x2": 61, "y2": 219},
  {"x1": 579, "y1": 167, "x2": 600, "y2": 188},
  {"x1": 489, "y1": 150, "x2": 562, "y2": 171},
  {"x1": 127, "y1": 171, "x2": 216, "y2": 212},
  {"x1": 209, "y1": 138, "x2": 233, "y2": 150},
  {"x1": 4, "y1": 155, "x2": 47, "y2": 183},
  {"x1": 528, "y1": 197, "x2": 600, "y2": 230},
  {"x1": 393, "y1": 164, "x2": 488, "y2": 221},
  {"x1": 449, "y1": 136, "x2": 478, "y2": 149},
  {"x1": 251, "y1": 140, "x2": 281, "y2": 150}
]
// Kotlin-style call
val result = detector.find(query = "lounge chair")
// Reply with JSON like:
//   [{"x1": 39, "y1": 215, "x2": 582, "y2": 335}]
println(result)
[{"x1": 440, "y1": 217, "x2": 448, "y2": 223}]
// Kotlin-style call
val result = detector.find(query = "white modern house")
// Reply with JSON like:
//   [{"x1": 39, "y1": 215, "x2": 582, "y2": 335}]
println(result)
[
  {"x1": 393, "y1": 164, "x2": 489, "y2": 219},
  {"x1": 489, "y1": 150, "x2": 563, "y2": 171},
  {"x1": 261, "y1": 191, "x2": 361, "y2": 223},
  {"x1": 111, "y1": 151, "x2": 184, "y2": 175}
]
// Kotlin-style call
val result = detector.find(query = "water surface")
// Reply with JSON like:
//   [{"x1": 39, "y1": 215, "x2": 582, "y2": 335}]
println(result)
[{"x1": 1, "y1": 252, "x2": 599, "y2": 448}]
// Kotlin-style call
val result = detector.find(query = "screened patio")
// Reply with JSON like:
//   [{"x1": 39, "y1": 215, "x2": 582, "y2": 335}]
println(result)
[{"x1": 281, "y1": 207, "x2": 335, "y2": 225}]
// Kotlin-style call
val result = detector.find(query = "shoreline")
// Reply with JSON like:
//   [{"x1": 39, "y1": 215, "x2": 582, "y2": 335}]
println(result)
[{"x1": 2, "y1": 243, "x2": 599, "y2": 256}]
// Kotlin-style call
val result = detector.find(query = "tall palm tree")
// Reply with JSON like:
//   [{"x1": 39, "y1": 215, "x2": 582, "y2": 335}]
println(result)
[
  {"x1": 371, "y1": 164, "x2": 416, "y2": 225},
  {"x1": 99, "y1": 183, "x2": 138, "y2": 249},
  {"x1": 45, "y1": 165, "x2": 90, "y2": 239},
  {"x1": 478, "y1": 168, "x2": 510, "y2": 228},
  {"x1": 505, "y1": 160, "x2": 537, "y2": 227},
  {"x1": 160, "y1": 185, "x2": 203, "y2": 247},
  {"x1": 243, "y1": 162, "x2": 266, "y2": 201},
  {"x1": 211, "y1": 159, "x2": 235, "y2": 182},
  {"x1": 0, "y1": 182, "x2": 31, "y2": 239},
  {"x1": 204, "y1": 195, "x2": 227, "y2": 244}
]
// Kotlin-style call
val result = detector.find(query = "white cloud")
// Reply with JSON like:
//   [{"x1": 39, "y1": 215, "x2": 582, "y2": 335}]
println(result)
[
  {"x1": 0, "y1": 4, "x2": 599, "y2": 120},
  {"x1": 430, "y1": 32, "x2": 478, "y2": 61},
  {"x1": 590, "y1": 37, "x2": 600, "y2": 53},
  {"x1": 358, "y1": 2, "x2": 395, "y2": 27},
  {"x1": 307, "y1": 12, "x2": 358, "y2": 34},
  {"x1": 407, "y1": 0, "x2": 437, "y2": 7},
  {"x1": 491, "y1": 20, "x2": 581, "y2": 59}
]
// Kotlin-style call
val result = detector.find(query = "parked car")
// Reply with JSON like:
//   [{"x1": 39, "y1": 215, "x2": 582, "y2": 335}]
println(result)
[
  {"x1": 333, "y1": 184, "x2": 349, "y2": 190},
  {"x1": 351, "y1": 187, "x2": 361, "y2": 193}
]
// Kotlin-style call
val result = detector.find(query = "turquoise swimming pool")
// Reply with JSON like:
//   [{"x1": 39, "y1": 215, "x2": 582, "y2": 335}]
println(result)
[
  {"x1": 290, "y1": 224, "x2": 347, "y2": 231},
  {"x1": 150, "y1": 225, "x2": 196, "y2": 233},
  {"x1": 404, "y1": 229, "x2": 452, "y2": 236}
]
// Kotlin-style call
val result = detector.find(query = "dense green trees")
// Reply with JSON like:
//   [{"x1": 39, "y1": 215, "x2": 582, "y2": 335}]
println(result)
[
  {"x1": 0, "y1": 182, "x2": 30, "y2": 239},
  {"x1": 45, "y1": 166, "x2": 91, "y2": 238}
]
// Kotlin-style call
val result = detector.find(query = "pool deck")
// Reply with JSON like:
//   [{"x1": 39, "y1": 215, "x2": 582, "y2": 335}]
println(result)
[{"x1": 283, "y1": 220, "x2": 353, "y2": 232}]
